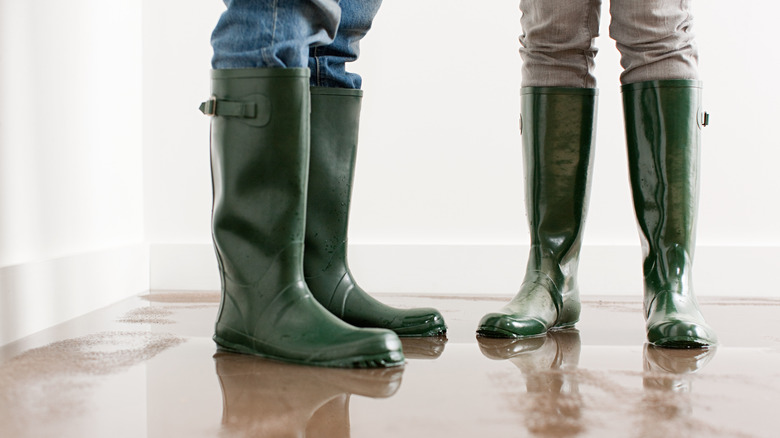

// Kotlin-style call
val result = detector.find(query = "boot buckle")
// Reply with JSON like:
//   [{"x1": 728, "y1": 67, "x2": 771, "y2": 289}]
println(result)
[{"x1": 199, "y1": 96, "x2": 218, "y2": 116}]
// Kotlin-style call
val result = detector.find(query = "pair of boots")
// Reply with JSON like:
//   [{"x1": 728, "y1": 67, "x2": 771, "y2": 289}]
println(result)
[
  {"x1": 478, "y1": 81, "x2": 717, "y2": 348},
  {"x1": 202, "y1": 68, "x2": 446, "y2": 368}
]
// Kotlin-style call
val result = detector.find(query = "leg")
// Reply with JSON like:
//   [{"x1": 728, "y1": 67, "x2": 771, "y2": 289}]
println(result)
[
  {"x1": 612, "y1": 1, "x2": 716, "y2": 347},
  {"x1": 609, "y1": 0, "x2": 699, "y2": 84},
  {"x1": 303, "y1": 0, "x2": 447, "y2": 336},
  {"x1": 477, "y1": 88, "x2": 597, "y2": 338},
  {"x1": 478, "y1": 1, "x2": 600, "y2": 338},
  {"x1": 203, "y1": 69, "x2": 404, "y2": 367},
  {"x1": 308, "y1": 0, "x2": 382, "y2": 88},
  {"x1": 211, "y1": 0, "x2": 341, "y2": 69},
  {"x1": 304, "y1": 89, "x2": 447, "y2": 337},
  {"x1": 621, "y1": 80, "x2": 717, "y2": 348},
  {"x1": 204, "y1": 1, "x2": 405, "y2": 367},
  {"x1": 519, "y1": 0, "x2": 602, "y2": 88}
]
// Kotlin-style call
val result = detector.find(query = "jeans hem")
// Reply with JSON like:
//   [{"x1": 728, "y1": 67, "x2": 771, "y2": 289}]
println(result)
[{"x1": 211, "y1": 67, "x2": 311, "y2": 79}]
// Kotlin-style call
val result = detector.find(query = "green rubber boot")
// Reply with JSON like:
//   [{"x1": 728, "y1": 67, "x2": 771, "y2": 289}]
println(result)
[
  {"x1": 477, "y1": 88, "x2": 597, "y2": 338},
  {"x1": 304, "y1": 87, "x2": 446, "y2": 337},
  {"x1": 622, "y1": 80, "x2": 717, "y2": 348},
  {"x1": 202, "y1": 68, "x2": 404, "y2": 367}
]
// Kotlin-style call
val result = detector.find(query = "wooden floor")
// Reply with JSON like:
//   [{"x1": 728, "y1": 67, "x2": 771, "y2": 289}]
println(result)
[{"x1": 1, "y1": 292, "x2": 778, "y2": 437}]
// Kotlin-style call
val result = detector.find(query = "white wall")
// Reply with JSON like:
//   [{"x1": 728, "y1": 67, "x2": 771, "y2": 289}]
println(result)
[
  {"x1": 695, "y1": 6, "x2": 780, "y2": 246},
  {"x1": 142, "y1": 1, "x2": 224, "y2": 245},
  {"x1": 0, "y1": 0, "x2": 148, "y2": 345},
  {"x1": 0, "y1": 0, "x2": 145, "y2": 265},
  {"x1": 143, "y1": 0, "x2": 780, "y2": 297}
]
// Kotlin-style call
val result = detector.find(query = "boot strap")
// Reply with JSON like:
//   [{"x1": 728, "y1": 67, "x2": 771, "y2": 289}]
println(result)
[
  {"x1": 200, "y1": 94, "x2": 273, "y2": 127},
  {"x1": 199, "y1": 96, "x2": 257, "y2": 117}
]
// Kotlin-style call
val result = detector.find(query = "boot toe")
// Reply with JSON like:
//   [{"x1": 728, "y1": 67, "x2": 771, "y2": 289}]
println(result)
[
  {"x1": 394, "y1": 308, "x2": 447, "y2": 337},
  {"x1": 476, "y1": 313, "x2": 548, "y2": 338},
  {"x1": 310, "y1": 328, "x2": 405, "y2": 368},
  {"x1": 647, "y1": 319, "x2": 718, "y2": 349}
]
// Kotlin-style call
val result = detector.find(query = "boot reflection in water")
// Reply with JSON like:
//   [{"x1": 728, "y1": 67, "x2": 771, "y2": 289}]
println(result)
[
  {"x1": 399, "y1": 337, "x2": 448, "y2": 360},
  {"x1": 479, "y1": 331, "x2": 584, "y2": 438},
  {"x1": 214, "y1": 352, "x2": 403, "y2": 438},
  {"x1": 640, "y1": 344, "x2": 716, "y2": 419}
]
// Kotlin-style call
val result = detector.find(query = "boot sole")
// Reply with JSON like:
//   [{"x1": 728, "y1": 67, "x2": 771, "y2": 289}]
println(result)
[
  {"x1": 395, "y1": 326, "x2": 448, "y2": 337},
  {"x1": 649, "y1": 336, "x2": 715, "y2": 349},
  {"x1": 476, "y1": 321, "x2": 577, "y2": 339},
  {"x1": 213, "y1": 330, "x2": 405, "y2": 369}
]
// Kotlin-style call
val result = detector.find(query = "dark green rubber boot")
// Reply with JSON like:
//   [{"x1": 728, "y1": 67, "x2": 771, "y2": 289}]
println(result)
[
  {"x1": 477, "y1": 88, "x2": 597, "y2": 338},
  {"x1": 622, "y1": 80, "x2": 717, "y2": 348},
  {"x1": 202, "y1": 68, "x2": 404, "y2": 367},
  {"x1": 304, "y1": 87, "x2": 446, "y2": 337}
]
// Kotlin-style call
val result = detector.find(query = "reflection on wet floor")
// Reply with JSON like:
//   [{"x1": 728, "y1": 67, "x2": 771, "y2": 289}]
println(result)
[
  {"x1": 0, "y1": 293, "x2": 778, "y2": 438},
  {"x1": 639, "y1": 345, "x2": 719, "y2": 437},
  {"x1": 215, "y1": 352, "x2": 403, "y2": 437},
  {"x1": 479, "y1": 332, "x2": 586, "y2": 437},
  {"x1": 477, "y1": 333, "x2": 725, "y2": 438}
]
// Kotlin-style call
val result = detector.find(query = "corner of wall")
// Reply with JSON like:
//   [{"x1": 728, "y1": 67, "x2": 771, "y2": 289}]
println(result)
[{"x1": 0, "y1": 245, "x2": 149, "y2": 347}]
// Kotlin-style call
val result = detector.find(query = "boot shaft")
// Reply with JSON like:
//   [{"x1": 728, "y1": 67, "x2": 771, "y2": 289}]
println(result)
[
  {"x1": 622, "y1": 80, "x2": 703, "y2": 296},
  {"x1": 305, "y1": 87, "x2": 363, "y2": 273},
  {"x1": 520, "y1": 88, "x2": 598, "y2": 279},
  {"x1": 475, "y1": 89, "x2": 596, "y2": 338},
  {"x1": 208, "y1": 68, "x2": 311, "y2": 286}
]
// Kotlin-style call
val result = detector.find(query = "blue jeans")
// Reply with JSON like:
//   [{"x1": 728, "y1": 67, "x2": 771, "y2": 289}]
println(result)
[{"x1": 211, "y1": 0, "x2": 382, "y2": 89}]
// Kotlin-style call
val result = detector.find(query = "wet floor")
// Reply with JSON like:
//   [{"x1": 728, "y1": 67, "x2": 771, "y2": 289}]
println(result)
[{"x1": 1, "y1": 292, "x2": 778, "y2": 437}]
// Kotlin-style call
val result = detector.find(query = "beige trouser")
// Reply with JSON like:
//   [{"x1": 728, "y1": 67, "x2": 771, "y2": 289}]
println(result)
[{"x1": 519, "y1": 0, "x2": 699, "y2": 87}]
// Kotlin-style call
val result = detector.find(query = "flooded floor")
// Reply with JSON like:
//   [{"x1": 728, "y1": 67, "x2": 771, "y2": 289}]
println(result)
[{"x1": 1, "y1": 292, "x2": 778, "y2": 437}]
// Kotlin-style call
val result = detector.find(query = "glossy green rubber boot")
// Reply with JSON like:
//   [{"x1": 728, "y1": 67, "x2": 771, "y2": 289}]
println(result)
[
  {"x1": 203, "y1": 68, "x2": 404, "y2": 367},
  {"x1": 477, "y1": 88, "x2": 597, "y2": 338},
  {"x1": 622, "y1": 80, "x2": 717, "y2": 349},
  {"x1": 304, "y1": 87, "x2": 446, "y2": 337}
]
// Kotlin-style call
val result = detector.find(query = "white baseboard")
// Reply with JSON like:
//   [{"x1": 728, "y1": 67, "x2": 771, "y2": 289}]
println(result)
[
  {"x1": 4, "y1": 242, "x2": 766, "y2": 347},
  {"x1": 148, "y1": 243, "x2": 775, "y2": 298},
  {"x1": 150, "y1": 243, "x2": 221, "y2": 291},
  {"x1": 0, "y1": 245, "x2": 149, "y2": 346}
]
